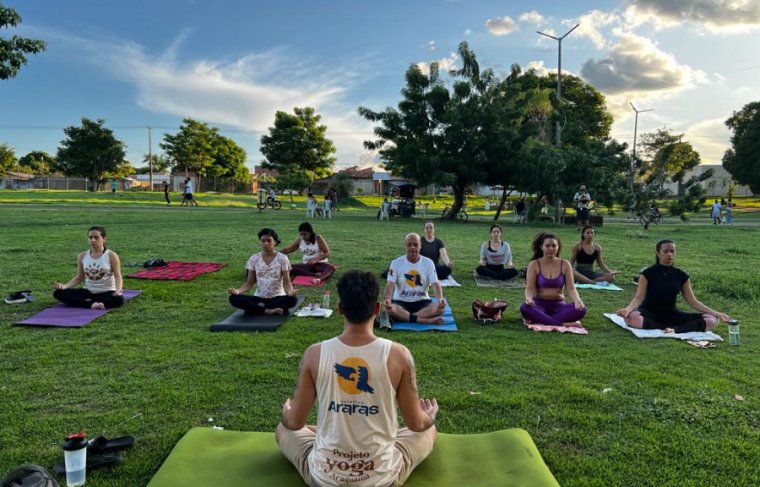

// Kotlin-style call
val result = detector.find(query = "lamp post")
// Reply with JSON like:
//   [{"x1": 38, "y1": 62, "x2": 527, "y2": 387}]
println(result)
[
  {"x1": 537, "y1": 24, "x2": 579, "y2": 147},
  {"x1": 629, "y1": 102, "x2": 654, "y2": 199}
]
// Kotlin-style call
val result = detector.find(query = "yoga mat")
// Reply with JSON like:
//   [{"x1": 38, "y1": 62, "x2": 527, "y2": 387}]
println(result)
[
  {"x1": 147, "y1": 427, "x2": 559, "y2": 487},
  {"x1": 473, "y1": 271, "x2": 525, "y2": 289},
  {"x1": 127, "y1": 261, "x2": 226, "y2": 281},
  {"x1": 391, "y1": 299, "x2": 457, "y2": 332},
  {"x1": 576, "y1": 283, "x2": 624, "y2": 291},
  {"x1": 292, "y1": 275, "x2": 324, "y2": 286},
  {"x1": 210, "y1": 295, "x2": 305, "y2": 332},
  {"x1": 524, "y1": 321, "x2": 589, "y2": 335},
  {"x1": 439, "y1": 276, "x2": 462, "y2": 287},
  {"x1": 16, "y1": 290, "x2": 142, "y2": 328},
  {"x1": 603, "y1": 313, "x2": 724, "y2": 342}
]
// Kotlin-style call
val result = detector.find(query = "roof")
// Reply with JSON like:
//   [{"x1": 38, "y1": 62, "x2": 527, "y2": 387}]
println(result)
[{"x1": 337, "y1": 166, "x2": 374, "y2": 179}]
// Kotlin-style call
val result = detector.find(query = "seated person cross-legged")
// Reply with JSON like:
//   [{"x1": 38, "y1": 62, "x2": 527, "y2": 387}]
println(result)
[
  {"x1": 280, "y1": 222, "x2": 337, "y2": 284},
  {"x1": 476, "y1": 224, "x2": 518, "y2": 280},
  {"x1": 520, "y1": 232, "x2": 587, "y2": 327},
  {"x1": 420, "y1": 220, "x2": 453, "y2": 280},
  {"x1": 570, "y1": 226, "x2": 619, "y2": 284},
  {"x1": 228, "y1": 228, "x2": 297, "y2": 315},
  {"x1": 616, "y1": 239, "x2": 730, "y2": 333},
  {"x1": 384, "y1": 233, "x2": 446, "y2": 325}
]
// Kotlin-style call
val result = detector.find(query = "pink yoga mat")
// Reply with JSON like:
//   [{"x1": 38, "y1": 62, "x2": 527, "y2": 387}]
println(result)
[
  {"x1": 16, "y1": 290, "x2": 142, "y2": 327},
  {"x1": 524, "y1": 321, "x2": 588, "y2": 335},
  {"x1": 292, "y1": 276, "x2": 325, "y2": 286}
]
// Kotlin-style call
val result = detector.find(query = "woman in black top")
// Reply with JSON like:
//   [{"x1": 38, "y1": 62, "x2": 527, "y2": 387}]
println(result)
[
  {"x1": 617, "y1": 239, "x2": 730, "y2": 333},
  {"x1": 421, "y1": 220, "x2": 453, "y2": 280},
  {"x1": 570, "y1": 226, "x2": 618, "y2": 284}
]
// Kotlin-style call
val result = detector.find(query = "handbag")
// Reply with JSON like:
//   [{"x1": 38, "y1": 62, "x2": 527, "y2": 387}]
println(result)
[{"x1": 471, "y1": 298, "x2": 508, "y2": 324}]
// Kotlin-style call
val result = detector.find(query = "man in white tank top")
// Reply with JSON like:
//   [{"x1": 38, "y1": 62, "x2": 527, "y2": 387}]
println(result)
[{"x1": 277, "y1": 270, "x2": 438, "y2": 487}]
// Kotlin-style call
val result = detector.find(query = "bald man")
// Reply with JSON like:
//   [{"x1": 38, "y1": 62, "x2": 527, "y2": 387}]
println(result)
[{"x1": 384, "y1": 233, "x2": 446, "y2": 324}]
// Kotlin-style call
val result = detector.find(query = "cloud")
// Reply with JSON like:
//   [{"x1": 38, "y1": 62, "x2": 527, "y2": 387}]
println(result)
[
  {"x1": 564, "y1": 10, "x2": 619, "y2": 49},
  {"x1": 485, "y1": 16, "x2": 518, "y2": 36},
  {"x1": 580, "y1": 32, "x2": 707, "y2": 96},
  {"x1": 424, "y1": 40, "x2": 436, "y2": 51},
  {"x1": 625, "y1": 0, "x2": 760, "y2": 31},
  {"x1": 464, "y1": 28, "x2": 472, "y2": 35},
  {"x1": 42, "y1": 29, "x2": 375, "y2": 166},
  {"x1": 416, "y1": 52, "x2": 459, "y2": 76},
  {"x1": 519, "y1": 10, "x2": 544, "y2": 25},
  {"x1": 682, "y1": 117, "x2": 732, "y2": 163}
]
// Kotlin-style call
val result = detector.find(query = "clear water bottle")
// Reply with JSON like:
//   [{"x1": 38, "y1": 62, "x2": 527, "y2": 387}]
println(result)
[
  {"x1": 728, "y1": 320, "x2": 740, "y2": 346},
  {"x1": 321, "y1": 292, "x2": 331, "y2": 310}
]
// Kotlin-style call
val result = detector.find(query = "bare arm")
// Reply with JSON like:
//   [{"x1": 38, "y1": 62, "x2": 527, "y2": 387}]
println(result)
[
  {"x1": 309, "y1": 235, "x2": 331, "y2": 264},
  {"x1": 594, "y1": 244, "x2": 616, "y2": 274},
  {"x1": 279, "y1": 238, "x2": 300, "y2": 255},
  {"x1": 431, "y1": 282, "x2": 444, "y2": 304},
  {"x1": 229, "y1": 269, "x2": 256, "y2": 295},
  {"x1": 439, "y1": 247, "x2": 452, "y2": 267},
  {"x1": 681, "y1": 280, "x2": 730, "y2": 322},
  {"x1": 384, "y1": 280, "x2": 395, "y2": 309},
  {"x1": 563, "y1": 260, "x2": 584, "y2": 309},
  {"x1": 109, "y1": 251, "x2": 124, "y2": 295},
  {"x1": 524, "y1": 260, "x2": 538, "y2": 305},
  {"x1": 54, "y1": 252, "x2": 86, "y2": 289},
  {"x1": 478, "y1": 242, "x2": 487, "y2": 266},
  {"x1": 282, "y1": 267, "x2": 296, "y2": 296},
  {"x1": 617, "y1": 275, "x2": 648, "y2": 317},
  {"x1": 281, "y1": 344, "x2": 319, "y2": 430},
  {"x1": 392, "y1": 344, "x2": 437, "y2": 432}
]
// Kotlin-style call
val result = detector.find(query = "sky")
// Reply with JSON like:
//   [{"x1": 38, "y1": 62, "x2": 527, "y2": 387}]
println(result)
[{"x1": 3, "y1": 0, "x2": 760, "y2": 171}]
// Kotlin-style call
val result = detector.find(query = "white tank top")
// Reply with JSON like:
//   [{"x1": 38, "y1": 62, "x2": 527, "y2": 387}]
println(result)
[
  {"x1": 83, "y1": 249, "x2": 116, "y2": 293},
  {"x1": 299, "y1": 238, "x2": 327, "y2": 264},
  {"x1": 309, "y1": 337, "x2": 401, "y2": 487}
]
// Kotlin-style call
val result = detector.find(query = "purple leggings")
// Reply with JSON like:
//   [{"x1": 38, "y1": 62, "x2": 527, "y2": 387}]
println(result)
[{"x1": 520, "y1": 298, "x2": 586, "y2": 327}]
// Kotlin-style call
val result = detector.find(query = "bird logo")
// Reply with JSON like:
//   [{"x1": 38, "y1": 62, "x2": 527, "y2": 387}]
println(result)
[
  {"x1": 404, "y1": 270, "x2": 422, "y2": 288},
  {"x1": 334, "y1": 358, "x2": 374, "y2": 394}
]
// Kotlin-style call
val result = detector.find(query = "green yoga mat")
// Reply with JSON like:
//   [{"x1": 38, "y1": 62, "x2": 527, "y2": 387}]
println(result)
[{"x1": 148, "y1": 427, "x2": 559, "y2": 487}]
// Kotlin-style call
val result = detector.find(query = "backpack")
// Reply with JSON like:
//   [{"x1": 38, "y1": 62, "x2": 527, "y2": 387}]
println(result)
[
  {"x1": 472, "y1": 299, "x2": 508, "y2": 325},
  {"x1": 143, "y1": 258, "x2": 168, "y2": 268},
  {"x1": 0, "y1": 465, "x2": 59, "y2": 487}
]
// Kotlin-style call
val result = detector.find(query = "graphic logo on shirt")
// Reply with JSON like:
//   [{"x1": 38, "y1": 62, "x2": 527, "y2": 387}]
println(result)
[
  {"x1": 334, "y1": 358, "x2": 374, "y2": 394},
  {"x1": 404, "y1": 270, "x2": 422, "y2": 287}
]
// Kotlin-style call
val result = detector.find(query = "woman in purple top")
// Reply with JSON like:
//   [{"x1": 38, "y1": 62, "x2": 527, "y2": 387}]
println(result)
[{"x1": 520, "y1": 232, "x2": 586, "y2": 327}]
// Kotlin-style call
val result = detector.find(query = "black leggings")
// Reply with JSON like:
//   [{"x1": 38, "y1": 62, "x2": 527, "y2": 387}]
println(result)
[
  {"x1": 639, "y1": 308, "x2": 706, "y2": 333},
  {"x1": 53, "y1": 288, "x2": 124, "y2": 309},
  {"x1": 435, "y1": 264, "x2": 452, "y2": 280},
  {"x1": 229, "y1": 294, "x2": 297, "y2": 314},
  {"x1": 164, "y1": 192, "x2": 171, "y2": 204},
  {"x1": 476, "y1": 264, "x2": 518, "y2": 280}
]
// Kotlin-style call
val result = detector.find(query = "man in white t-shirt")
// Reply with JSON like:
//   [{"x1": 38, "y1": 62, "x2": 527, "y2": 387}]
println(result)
[
  {"x1": 384, "y1": 233, "x2": 446, "y2": 324},
  {"x1": 277, "y1": 270, "x2": 438, "y2": 487}
]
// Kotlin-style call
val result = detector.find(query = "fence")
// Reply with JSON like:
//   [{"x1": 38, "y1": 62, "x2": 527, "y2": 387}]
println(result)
[{"x1": 1, "y1": 176, "x2": 89, "y2": 190}]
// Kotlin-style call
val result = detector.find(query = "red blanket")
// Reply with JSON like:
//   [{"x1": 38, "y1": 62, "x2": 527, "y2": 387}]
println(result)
[{"x1": 128, "y1": 261, "x2": 226, "y2": 281}]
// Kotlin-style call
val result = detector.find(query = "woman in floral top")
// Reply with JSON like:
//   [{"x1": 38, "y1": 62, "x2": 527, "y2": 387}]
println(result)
[{"x1": 228, "y1": 228, "x2": 297, "y2": 315}]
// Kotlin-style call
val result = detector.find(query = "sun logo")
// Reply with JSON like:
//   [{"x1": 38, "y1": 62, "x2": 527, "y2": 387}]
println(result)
[
  {"x1": 404, "y1": 270, "x2": 422, "y2": 288},
  {"x1": 334, "y1": 358, "x2": 374, "y2": 394}
]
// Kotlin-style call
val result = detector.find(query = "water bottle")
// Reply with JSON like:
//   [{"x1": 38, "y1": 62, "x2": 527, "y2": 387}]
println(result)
[
  {"x1": 321, "y1": 292, "x2": 331, "y2": 310},
  {"x1": 728, "y1": 319, "x2": 740, "y2": 346},
  {"x1": 63, "y1": 432, "x2": 88, "y2": 487}
]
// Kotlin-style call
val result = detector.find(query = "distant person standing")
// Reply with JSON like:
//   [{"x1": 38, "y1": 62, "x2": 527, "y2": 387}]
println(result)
[
  {"x1": 573, "y1": 185, "x2": 592, "y2": 230},
  {"x1": 111, "y1": 179, "x2": 118, "y2": 193},
  {"x1": 330, "y1": 187, "x2": 338, "y2": 211},
  {"x1": 724, "y1": 199, "x2": 734, "y2": 225},
  {"x1": 183, "y1": 177, "x2": 198, "y2": 207},
  {"x1": 710, "y1": 199, "x2": 721, "y2": 225},
  {"x1": 161, "y1": 181, "x2": 171, "y2": 206}
]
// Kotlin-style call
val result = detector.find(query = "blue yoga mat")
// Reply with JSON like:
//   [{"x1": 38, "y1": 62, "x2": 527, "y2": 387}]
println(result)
[{"x1": 391, "y1": 299, "x2": 457, "y2": 332}]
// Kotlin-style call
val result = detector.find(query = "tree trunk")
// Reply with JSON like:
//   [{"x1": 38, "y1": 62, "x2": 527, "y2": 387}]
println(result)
[
  {"x1": 493, "y1": 187, "x2": 510, "y2": 220},
  {"x1": 445, "y1": 184, "x2": 466, "y2": 220}
]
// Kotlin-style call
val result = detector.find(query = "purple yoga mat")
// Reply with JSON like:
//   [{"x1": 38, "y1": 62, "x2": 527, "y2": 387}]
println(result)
[{"x1": 16, "y1": 290, "x2": 142, "y2": 327}]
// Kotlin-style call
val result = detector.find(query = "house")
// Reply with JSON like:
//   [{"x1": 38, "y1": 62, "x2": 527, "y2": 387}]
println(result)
[
  {"x1": 313, "y1": 166, "x2": 412, "y2": 195},
  {"x1": 664, "y1": 164, "x2": 753, "y2": 197}
]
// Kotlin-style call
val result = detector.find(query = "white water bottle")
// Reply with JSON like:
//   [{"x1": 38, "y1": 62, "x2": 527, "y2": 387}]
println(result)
[{"x1": 322, "y1": 292, "x2": 331, "y2": 310}]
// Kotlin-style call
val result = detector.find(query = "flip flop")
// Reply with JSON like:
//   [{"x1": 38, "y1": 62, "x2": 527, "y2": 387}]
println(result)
[
  {"x1": 88, "y1": 435, "x2": 135, "y2": 454},
  {"x1": 53, "y1": 453, "x2": 123, "y2": 474}
]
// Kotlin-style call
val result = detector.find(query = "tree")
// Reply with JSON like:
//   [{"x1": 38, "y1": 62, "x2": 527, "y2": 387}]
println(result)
[
  {"x1": 0, "y1": 2, "x2": 46, "y2": 79},
  {"x1": 56, "y1": 118, "x2": 126, "y2": 191},
  {"x1": 160, "y1": 119, "x2": 216, "y2": 178},
  {"x1": 142, "y1": 153, "x2": 171, "y2": 173},
  {"x1": 209, "y1": 134, "x2": 249, "y2": 182},
  {"x1": 275, "y1": 168, "x2": 311, "y2": 206},
  {"x1": 639, "y1": 129, "x2": 701, "y2": 196},
  {"x1": 723, "y1": 101, "x2": 760, "y2": 194},
  {"x1": 331, "y1": 172, "x2": 355, "y2": 199},
  {"x1": 360, "y1": 42, "x2": 495, "y2": 218},
  {"x1": 18, "y1": 150, "x2": 56, "y2": 174},
  {"x1": 0, "y1": 142, "x2": 16, "y2": 171},
  {"x1": 106, "y1": 160, "x2": 136, "y2": 180},
  {"x1": 260, "y1": 107, "x2": 336, "y2": 193}
]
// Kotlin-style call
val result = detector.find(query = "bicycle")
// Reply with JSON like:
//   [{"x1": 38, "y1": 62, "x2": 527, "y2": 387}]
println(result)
[
  {"x1": 256, "y1": 197, "x2": 282, "y2": 210},
  {"x1": 638, "y1": 208, "x2": 662, "y2": 226},
  {"x1": 441, "y1": 204, "x2": 468, "y2": 222}
]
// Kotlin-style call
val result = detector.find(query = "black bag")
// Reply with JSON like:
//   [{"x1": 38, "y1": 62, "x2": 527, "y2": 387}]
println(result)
[
  {"x1": 472, "y1": 299, "x2": 508, "y2": 325},
  {"x1": 143, "y1": 258, "x2": 168, "y2": 268},
  {"x1": 0, "y1": 465, "x2": 59, "y2": 487}
]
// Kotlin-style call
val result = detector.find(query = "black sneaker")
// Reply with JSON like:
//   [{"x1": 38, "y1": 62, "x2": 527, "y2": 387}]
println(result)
[{"x1": 5, "y1": 291, "x2": 33, "y2": 304}]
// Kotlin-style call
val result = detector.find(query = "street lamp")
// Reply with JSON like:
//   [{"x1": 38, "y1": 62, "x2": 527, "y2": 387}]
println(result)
[
  {"x1": 537, "y1": 24, "x2": 579, "y2": 147},
  {"x1": 629, "y1": 102, "x2": 654, "y2": 197}
]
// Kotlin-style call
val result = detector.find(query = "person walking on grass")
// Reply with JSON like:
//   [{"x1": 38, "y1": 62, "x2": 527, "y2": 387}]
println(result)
[
  {"x1": 53, "y1": 226, "x2": 124, "y2": 310},
  {"x1": 277, "y1": 270, "x2": 438, "y2": 487},
  {"x1": 182, "y1": 177, "x2": 198, "y2": 207},
  {"x1": 616, "y1": 239, "x2": 730, "y2": 334},
  {"x1": 161, "y1": 180, "x2": 171, "y2": 206},
  {"x1": 710, "y1": 199, "x2": 721, "y2": 225}
]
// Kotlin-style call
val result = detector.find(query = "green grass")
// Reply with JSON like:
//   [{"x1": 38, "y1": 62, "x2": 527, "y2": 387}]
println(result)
[{"x1": 1, "y1": 195, "x2": 759, "y2": 486}]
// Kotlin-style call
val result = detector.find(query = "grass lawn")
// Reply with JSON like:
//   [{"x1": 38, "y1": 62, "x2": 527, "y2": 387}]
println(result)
[{"x1": 1, "y1": 194, "x2": 758, "y2": 486}]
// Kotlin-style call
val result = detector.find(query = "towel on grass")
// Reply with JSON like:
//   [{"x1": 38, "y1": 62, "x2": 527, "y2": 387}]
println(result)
[
  {"x1": 128, "y1": 261, "x2": 226, "y2": 281},
  {"x1": 472, "y1": 271, "x2": 525, "y2": 289},
  {"x1": 439, "y1": 276, "x2": 462, "y2": 287},
  {"x1": 391, "y1": 299, "x2": 457, "y2": 332},
  {"x1": 146, "y1": 427, "x2": 559, "y2": 487},
  {"x1": 575, "y1": 282, "x2": 624, "y2": 291},
  {"x1": 524, "y1": 320, "x2": 589, "y2": 335},
  {"x1": 16, "y1": 290, "x2": 142, "y2": 327},
  {"x1": 603, "y1": 313, "x2": 723, "y2": 341},
  {"x1": 291, "y1": 275, "x2": 325, "y2": 286}
]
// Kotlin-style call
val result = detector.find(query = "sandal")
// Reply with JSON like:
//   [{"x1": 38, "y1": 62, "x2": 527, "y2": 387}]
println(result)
[{"x1": 88, "y1": 435, "x2": 135, "y2": 455}]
